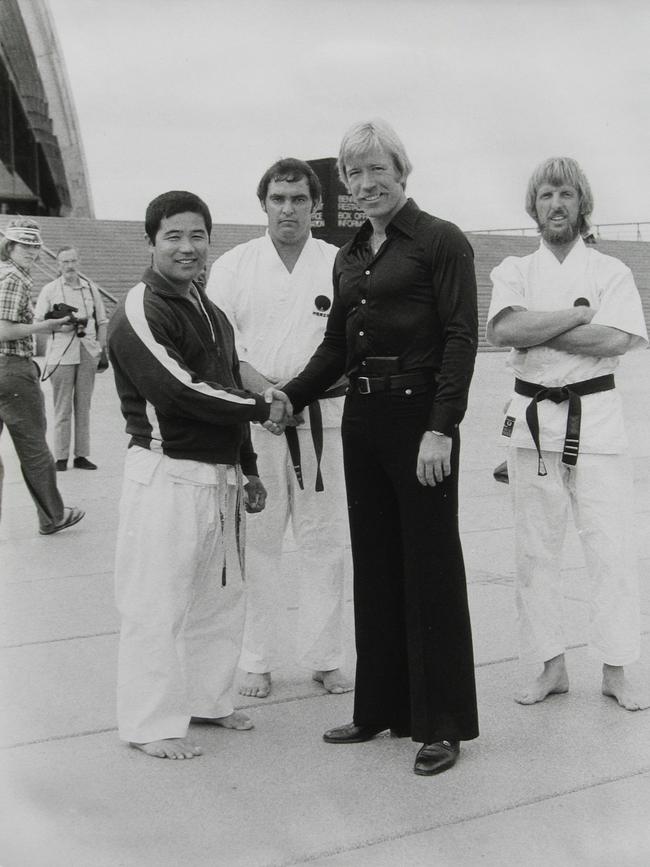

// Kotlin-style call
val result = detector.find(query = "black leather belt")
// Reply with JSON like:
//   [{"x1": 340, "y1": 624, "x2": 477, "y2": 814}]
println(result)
[
  {"x1": 514, "y1": 374, "x2": 615, "y2": 476},
  {"x1": 285, "y1": 382, "x2": 347, "y2": 492},
  {"x1": 349, "y1": 370, "x2": 433, "y2": 395}
]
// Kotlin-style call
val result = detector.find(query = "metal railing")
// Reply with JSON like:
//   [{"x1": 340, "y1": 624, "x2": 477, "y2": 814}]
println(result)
[{"x1": 466, "y1": 221, "x2": 650, "y2": 242}]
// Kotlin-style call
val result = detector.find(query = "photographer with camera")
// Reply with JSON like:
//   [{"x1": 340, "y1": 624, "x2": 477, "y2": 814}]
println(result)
[
  {"x1": 0, "y1": 220, "x2": 84, "y2": 535},
  {"x1": 35, "y1": 247, "x2": 108, "y2": 471}
]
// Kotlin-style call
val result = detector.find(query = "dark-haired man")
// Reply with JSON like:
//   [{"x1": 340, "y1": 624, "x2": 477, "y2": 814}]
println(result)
[
  {"x1": 487, "y1": 157, "x2": 649, "y2": 711},
  {"x1": 207, "y1": 159, "x2": 351, "y2": 699},
  {"x1": 109, "y1": 191, "x2": 291, "y2": 759}
]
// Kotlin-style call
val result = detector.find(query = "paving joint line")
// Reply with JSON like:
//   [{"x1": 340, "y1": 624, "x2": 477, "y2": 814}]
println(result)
[
  {"x1": 0, "y1": 630, "x2": 118, "y2": 649},
  {"x1": 268, "y1": 764, "x2": 650, "y2": 867},
  {"x1": 1, "y1": 570, "x2": 112, "y2": 585}
]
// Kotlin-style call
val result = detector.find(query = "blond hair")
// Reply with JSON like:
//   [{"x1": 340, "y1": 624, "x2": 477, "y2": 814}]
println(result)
[{"x1": 337, "y1": 119, "x2": 412, "y2": 190}]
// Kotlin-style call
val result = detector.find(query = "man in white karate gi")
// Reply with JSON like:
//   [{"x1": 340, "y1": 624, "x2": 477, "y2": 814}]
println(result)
[
  {"x1": 487, "y1": 156, "x2": 649, "y2": 711},
  {"x1": 207, "y1": 158, "x2": 351, "y2": 699}
]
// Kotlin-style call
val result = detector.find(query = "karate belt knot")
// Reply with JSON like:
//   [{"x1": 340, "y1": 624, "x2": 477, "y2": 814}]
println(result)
[
  {"x1": 284, "y1": 382, "x2": 348, "y2": 492},
  {"x1": 514, "y1": 374, "x2": 615, "y2": 476}
]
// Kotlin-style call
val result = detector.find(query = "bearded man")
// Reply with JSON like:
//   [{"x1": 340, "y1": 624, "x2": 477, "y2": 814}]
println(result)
[{"x1": 487, "y1": 157, "x2": 649, "y2": 711}]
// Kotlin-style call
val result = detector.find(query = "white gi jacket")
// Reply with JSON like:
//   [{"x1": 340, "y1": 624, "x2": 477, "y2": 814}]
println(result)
[
  {"x1": 488, "y1": 237, "x2": 648, "y2": 454},
  {"x1": 207, "y1": 232, "x2": 342, "y2": 428}
]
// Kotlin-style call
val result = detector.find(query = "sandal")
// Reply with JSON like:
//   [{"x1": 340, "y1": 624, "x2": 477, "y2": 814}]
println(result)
[{"x1": 39, "y1": 506, "x2": 85, "y2": 536}]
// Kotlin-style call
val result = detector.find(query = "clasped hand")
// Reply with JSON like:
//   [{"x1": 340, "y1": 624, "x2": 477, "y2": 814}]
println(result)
[{"x1": 262, "y1": 387, "x2": 293, "y2": 435}]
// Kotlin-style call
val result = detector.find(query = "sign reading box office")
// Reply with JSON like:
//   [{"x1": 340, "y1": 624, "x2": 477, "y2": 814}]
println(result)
[{"x1": 308, "y1": 157, "x2": 366, "y2": 247}]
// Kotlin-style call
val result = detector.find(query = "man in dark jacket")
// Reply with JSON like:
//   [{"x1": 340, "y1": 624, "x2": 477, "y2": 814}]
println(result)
[{"x1": 109, "y1": 191, "x2": 290, "y2": 759}]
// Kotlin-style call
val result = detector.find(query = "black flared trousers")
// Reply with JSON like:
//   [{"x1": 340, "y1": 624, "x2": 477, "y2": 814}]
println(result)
[{"x1": 341, "y1": 388, "x2": 479, "y2": 745}]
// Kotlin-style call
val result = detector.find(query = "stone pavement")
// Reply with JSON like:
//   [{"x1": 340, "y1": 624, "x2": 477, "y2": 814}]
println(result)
[{"x1": 1, "y1": 350, "x2": 649, "y2": 867}]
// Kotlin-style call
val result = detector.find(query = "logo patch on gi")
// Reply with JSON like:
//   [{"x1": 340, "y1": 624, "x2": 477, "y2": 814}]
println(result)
[
  {"x1": 502, "y1": 416, "x2": 515, "y2": 438},
  {"x1": 313, "y1": 294, "x2": 331, "y2": 317}
]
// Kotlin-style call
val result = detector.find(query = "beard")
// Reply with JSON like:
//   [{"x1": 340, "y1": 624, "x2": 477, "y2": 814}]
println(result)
[{"x1": 539, "y1": 213, "x2": 581, "y2": 246}]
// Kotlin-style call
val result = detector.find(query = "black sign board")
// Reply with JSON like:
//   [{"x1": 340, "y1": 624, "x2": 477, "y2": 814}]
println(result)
[{"x1": 307, "y1": 157, "x2": 366, "y2": 247}]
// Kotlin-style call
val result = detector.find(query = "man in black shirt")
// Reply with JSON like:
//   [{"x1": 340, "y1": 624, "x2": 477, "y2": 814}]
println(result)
[{"x1": 275, "y1": 120, "x2": 479, "y2": 776}]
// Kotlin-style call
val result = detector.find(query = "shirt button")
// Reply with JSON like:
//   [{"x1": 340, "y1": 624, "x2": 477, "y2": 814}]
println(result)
[
  {"x1": 361, "y1": 299, "x2": 367, "y2": 304},
  {"x1": 361, "y1": 360, "x2": 367, "y2": 367},
  {"x1": 405, "y1": 388, "x2": 412, "y2": 396},
  {"x1": 364, "y1": 270, "x2": 370, "y2": 276},
  {"x1": 359, "y1": 331, "x2": 364, "y2": 336}
]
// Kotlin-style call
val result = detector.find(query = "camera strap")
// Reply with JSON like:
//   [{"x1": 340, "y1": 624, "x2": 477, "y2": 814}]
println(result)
[
  {"x1": 40, "y1": 277, "x2": 95, "y2": 381},
  {"x1": 40, "y1": 331, "x2": 77, "y2": 381}
]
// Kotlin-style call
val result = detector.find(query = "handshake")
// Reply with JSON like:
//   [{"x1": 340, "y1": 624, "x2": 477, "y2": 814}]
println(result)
[{"x1": 261, "y1": 387, "x2": 294, "y2": 436}]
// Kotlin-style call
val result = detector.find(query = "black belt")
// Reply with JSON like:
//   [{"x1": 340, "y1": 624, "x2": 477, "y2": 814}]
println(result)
[
  {"x1": 285, "y1": 382, "x2": 347, "y2": 492},
  {"x1": 349, "y1": 370, "x2": 433, "y2": 395},
  {"x1": 514, "y1": 374, "x2": 615, "y2": 476}
]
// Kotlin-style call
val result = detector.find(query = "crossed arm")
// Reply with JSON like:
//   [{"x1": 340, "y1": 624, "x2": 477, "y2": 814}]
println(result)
[
  {"x1": 487, "y1": 305, "x2": 632, "y2": 356},
  {"x1": 410, "y1": 305, "x2": 630, "y2": 487}
]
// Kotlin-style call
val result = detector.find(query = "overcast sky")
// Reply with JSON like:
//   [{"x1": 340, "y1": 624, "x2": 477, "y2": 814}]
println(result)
[{"x1": 47, "y1": 0, "x2": 650, "y2": 233}]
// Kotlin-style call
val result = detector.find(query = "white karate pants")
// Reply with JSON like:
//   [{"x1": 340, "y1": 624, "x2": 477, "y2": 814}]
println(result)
[
  {"x1": 239, "y1": 425, "x2": 348, "y2": 673},
  {"x1": 115, "y1": 448, "x2": 245, "y2": 743},
  {"x1": 509, "y1": 447, "x2": 640, "y2": 666}
]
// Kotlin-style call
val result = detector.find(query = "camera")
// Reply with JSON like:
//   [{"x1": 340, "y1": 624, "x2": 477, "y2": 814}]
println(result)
[{"x1": 44, "y1": 302, "x2": 88, "y2": 337}]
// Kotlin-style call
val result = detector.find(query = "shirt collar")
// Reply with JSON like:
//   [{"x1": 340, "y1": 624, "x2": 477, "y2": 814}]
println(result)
[
  {"x1": 263, "y1": 229, "x2": 314, "y2": 258},
  {"x1": 539, "y1": 234, "x2": 587, "y2": 265},
  {"x1": 9, "y1": 261, "x2": 32, "y2": 280},
  {"x1": 387, "y1": 197, "x2": 420, "y2": 239},
  {"x1": 61, "y1": 276, "x2": 85, "y2": 290},
  {"x1": 350, "y1": 197, "x2": 419, "y2": 249},
  {"x1": 142, "y1": 266, "x2": 197, "y2": 298}
]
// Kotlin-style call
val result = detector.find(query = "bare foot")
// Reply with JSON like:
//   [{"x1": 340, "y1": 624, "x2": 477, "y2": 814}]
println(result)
[
  {"x1": 239, "y1": 672, "x2": 271, "y2": 698},
  {"x1": 191, "y1": 710, "x2": 254, "y2": 730},
  {"x1": 515, "y1": 654, "x2": 569, "y2": 705},
  {"x1": 130, "y1": 737, "x2": 202, "y2": 759},
  {"x1": 313, "y1": 669, "x2": 354, "y2": 694},
  {"x1": 602, "y1": 664, "x2": 650, "y2": 711}
]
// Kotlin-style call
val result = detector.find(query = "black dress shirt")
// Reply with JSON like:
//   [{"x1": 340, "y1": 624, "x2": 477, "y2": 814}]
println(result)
[{"x1": 284, "y1": 199, "x2": 478, "y2": 435}]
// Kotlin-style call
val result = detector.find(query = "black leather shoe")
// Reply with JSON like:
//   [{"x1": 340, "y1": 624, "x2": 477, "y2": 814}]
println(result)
[
  {"x1": 55, "y1": 460, "x2": 67, "y2": 471},
  {"x1": 323, "y1": 722, "x2": 390, "y2": 744},
  {"x1": 73, "y1": 457, "x2": 97, "y2": 470},
  {"x1": 414, "y1": 740, "x2": 460, "y2": 776}
]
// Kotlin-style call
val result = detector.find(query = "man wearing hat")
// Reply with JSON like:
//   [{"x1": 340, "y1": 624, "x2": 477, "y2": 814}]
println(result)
[{"x1": 0, "y1": 219, "x2": 84, "y2": 534}]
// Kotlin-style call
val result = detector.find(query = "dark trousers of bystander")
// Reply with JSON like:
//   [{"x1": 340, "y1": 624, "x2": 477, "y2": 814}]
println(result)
[
  {"x1": 0, "y1": 355, "x2": 64, "y2": 529},
  {"x1": 341, "y1": 387, "x2": 479, "y2": 745}
]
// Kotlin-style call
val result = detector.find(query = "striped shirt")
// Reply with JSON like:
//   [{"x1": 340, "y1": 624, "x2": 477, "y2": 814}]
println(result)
[{"x1": 0, "y1": 262, "x2": 35, "y2": 357}]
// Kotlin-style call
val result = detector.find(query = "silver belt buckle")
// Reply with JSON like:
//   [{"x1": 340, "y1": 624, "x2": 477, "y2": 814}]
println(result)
[{"x1": 357, "y1": 376, "x2": 371, "y2": 394}]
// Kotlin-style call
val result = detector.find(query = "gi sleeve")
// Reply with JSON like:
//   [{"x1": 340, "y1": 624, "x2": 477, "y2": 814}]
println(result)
[
  {"x1": 487, "y1": 257, "x2": 528, "y2": 328},
  {"x1": 590, "y1": 262, "x2": 649, "y2": 349},
  {"x1": 206, "y1": 258, "x2": 249, "y2": 362}
]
